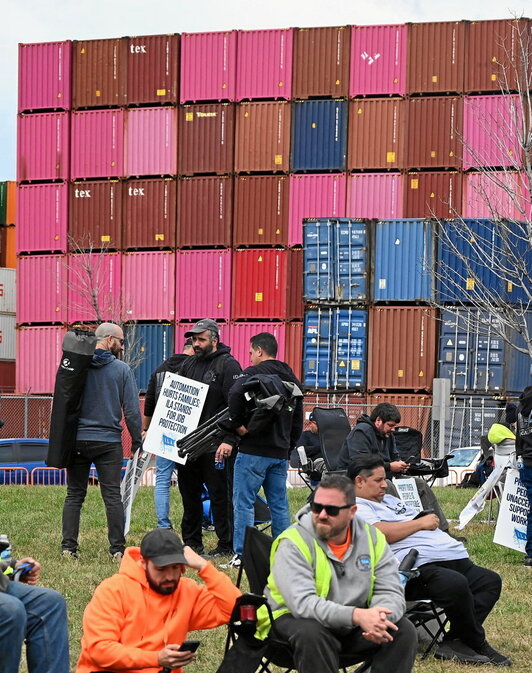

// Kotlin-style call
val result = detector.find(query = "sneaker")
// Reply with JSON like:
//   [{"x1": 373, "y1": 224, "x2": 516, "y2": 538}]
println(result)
[
  {"x1": 61, "y1": 549, "x2": 79, "y2": 560},
  {"x1": 435, "y1": 639, "x2": 490, "y2": 664},
  {"x1": 219, "y1": 554, "x2": 242, "y2": 569},
  {"x1": 111, "y1": 551, "x2": 124, "y2": 563},
  {"x1": 474, "y1": 642, "x2": 512, "y2": 666},
  {"x1": 206, "y1": 545, "x2": 233, "y2": 558},
  {"x1": 524, "y1": 556, "x2": 532, "y2": 568}
]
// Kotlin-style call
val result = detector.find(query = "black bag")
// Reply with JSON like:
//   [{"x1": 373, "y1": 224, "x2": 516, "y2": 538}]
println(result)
[{"x1": 242, "y1": 374, "x2": 302, "y2": 435}]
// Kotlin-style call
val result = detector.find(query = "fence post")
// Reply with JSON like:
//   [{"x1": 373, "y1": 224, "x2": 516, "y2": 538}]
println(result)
[
  {"x1": 24, "y1": 396, "x2": 29, "y2": 438},
  {"x1": 432, "y1": 378, "x2": 450, "y2": 458}
]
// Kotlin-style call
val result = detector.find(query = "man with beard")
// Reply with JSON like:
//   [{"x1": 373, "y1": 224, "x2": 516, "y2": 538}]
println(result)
[
  {"x1": 77, "y1": 529, "x2": 241, "y2": 673},
  {"x1": 177, "y1": 319, "x2": 242, "y2": 557},
  {"x1": 262, "y1": 474, "x2": 417, "y2": 673}
]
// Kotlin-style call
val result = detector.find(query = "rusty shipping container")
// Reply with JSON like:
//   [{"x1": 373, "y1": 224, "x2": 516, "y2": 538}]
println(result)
[
  {"x1": 407, "y1": 21, "x2": 466, "y2": 94},
  {"x1": 69, "y1": 180, "x2": 122, "y2": 250},
  {"x1": 123, "y1": 178, "x2": 177, "y2": 249},
  {"x1": 72, "y1": 38, "x2": 127, "y2": 108},
  {"x1": 178, "y1": 176, "x2": 232, "y2": 247},
  {"x1": 179, "y1": 103, "x2": 235, "y2": 175},
  {"x1": 293, "y1": 26, "x2": 350, "y2": 99},
  {"x1": 287, "y1": 247, "x2": 304, "y2": 321},
  {"x1": 404, "y1": 171, "x2": 462, "y2": 218},
  {"x1": 348, "y1": 98, "x2": 405, "y2": 170},
  {"x1": 406, "y1": 97, "x2": 462, "y2": 169},
  {"x1": 285, "y1": 321, "x2": 303, "y2": 381},
  {"x1": 233, "y1": 175, "x2": 289, "y2": 247},
  {"x1": 368, "y1": 306, "x2": 438, "y2": 392},
  {"x1": 127, "y1": 34, "x2": 179, "y2": 105},
  {"x1": 235, "y1": 101, "x2": 291, "y2": 173},
  {"x1": 366, "y1": 392, "x2": 432, "y2": 443}
]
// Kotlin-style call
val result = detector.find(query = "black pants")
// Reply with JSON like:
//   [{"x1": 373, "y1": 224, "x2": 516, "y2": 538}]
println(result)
[
  {"x1": 275, "y1": 614, "x2": 417, "y2": 673},
  {"x1": 177, "y1": 452, "x2": 232, "y2": 551},
  {"x1": 61, "y1": 441, "x2": 125, "y2": 555},
  {"x1": 405, "y1": 557, "x2": 502, "y2": 649}
]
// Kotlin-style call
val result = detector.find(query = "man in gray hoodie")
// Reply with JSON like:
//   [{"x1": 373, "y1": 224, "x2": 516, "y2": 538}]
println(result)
[{"x1": 61, "y1": 322, "x2": 142, "y2": 561}]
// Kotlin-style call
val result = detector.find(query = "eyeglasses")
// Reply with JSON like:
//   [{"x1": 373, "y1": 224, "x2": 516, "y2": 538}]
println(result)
[{"x1": 310, "y1": 501, "x2": 354, "y2": 517}]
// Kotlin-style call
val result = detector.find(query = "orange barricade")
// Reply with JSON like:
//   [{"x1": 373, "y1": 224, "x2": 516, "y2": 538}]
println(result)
[
  {"x1": 0, "y1": 466, "x2": 30, "y2": 485},
  {"x1": 30, "y1": 467, "x2": 67, "y2": 485}
]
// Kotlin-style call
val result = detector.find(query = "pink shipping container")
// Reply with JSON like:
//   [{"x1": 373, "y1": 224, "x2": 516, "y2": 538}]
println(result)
[
  {"x1": 71, "y1": 109, "x2": 124, "y2": 179},
  {"x1": 17, "y1": 112, "x2": 70, "y2": 182},
  {"x1": 236, "y1": 29, "x2": 293, "y2": 101},
  {"x1": 463, "y1": 95, "x2": 522, "y2": 169},
  {"x1": 349, "y1": 24, "x2": 407, "y2": 96},
  {"x1": 17, "y1": 254, "x2": 67, "y2": 324},
  {"x1": 16, "y1": 326, "x2": 66, "y2": 394},
  {"x1": 462, "y1": 171, "x2": 528, "y2": 219},
  {"x1": 67, "y1": 252, "x2": 122, "y2": 323},
  {"x1": 122, "y1": 252, "x2": 175, "y2": 321},
  {"x1": 125, "y1": 107, "x2": 178, "y2": 177},
  {"x1": 347, "y1": 173, "x2": 404, "y2": 219},
  {"x1": 175, "y1": 249, "x2": 231, "y2": 321},
  {"x1": 18, "y1": 41, "x2": 72, "y2": 111},
  {"x1": 180, "y1": 31, "x2": 237, "y2": 103},
  {"x1": 230, "y1": 322, "x2": 286, "y2": 367},
  {"x1": 17, "y1": 183, "x2": 68, "y2": 253},
  {"x1": 289, "y1": 174, "x2": 347, "y2": 246},
  {"x1": 175, "y1": 321, "x2": 232, "y2": 352}
]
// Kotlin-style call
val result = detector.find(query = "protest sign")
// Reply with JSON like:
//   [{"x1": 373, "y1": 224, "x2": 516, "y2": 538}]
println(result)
[
  {"x1": 121, "y1": 450, "x2": 154, "y2": 535},
  {"x1": 393, "y1": 477, "x2": 423, "y2": 512},
  {"x1": 493, "y1": 468, "x2": 528, "y2": 553}
]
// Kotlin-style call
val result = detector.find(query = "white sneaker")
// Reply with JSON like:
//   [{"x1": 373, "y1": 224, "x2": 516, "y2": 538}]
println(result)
[{"x1": 219, "y1": 554, "x2": 242, "y2": 569}]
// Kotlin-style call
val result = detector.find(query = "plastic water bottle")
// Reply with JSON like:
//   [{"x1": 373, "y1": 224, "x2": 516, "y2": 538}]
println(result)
[
  {"x1": 214, "y1": 458, "x2": 225, "y2": 470},
  {"x1": 0, "y1": 534, "x2": 12, "y2": 565}
]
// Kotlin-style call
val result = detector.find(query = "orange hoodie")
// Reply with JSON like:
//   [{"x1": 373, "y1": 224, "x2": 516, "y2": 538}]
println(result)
[{"x1": 76, "y1": 547, "x2": 241, "y2": 673}]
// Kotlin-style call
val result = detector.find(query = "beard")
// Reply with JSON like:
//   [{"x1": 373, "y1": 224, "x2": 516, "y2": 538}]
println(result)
[
  {"x1": 194, "y1": 342, "x2": 214, "y2": 358},
  {"x1": 314, "y1": 520, "x2": 347, "y2": 542},
  {"x1": 146, "y1": 575, "x2": 178, "y2": 595}
]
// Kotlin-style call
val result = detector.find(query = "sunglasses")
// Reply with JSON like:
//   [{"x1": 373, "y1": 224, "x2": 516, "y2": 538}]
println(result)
[{"x1": 310, "y1": 501, "x2": 354, "y2": 517}]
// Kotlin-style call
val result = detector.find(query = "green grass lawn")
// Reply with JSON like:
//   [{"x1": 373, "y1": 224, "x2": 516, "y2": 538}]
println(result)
[{"x1": 1, "y1": 484, "x2": 531, "y2": 672}]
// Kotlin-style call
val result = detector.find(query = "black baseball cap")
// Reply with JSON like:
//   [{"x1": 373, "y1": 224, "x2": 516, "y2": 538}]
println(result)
[
  {"x1": 309, "y1": 412, "x2": 316, "y2": 422},
  {"x1": 184, "y1": 319, "x2": 219, "y2": 337},
  {"x1": 140, "y1": 529, "x2": 187, "y2": 566}
]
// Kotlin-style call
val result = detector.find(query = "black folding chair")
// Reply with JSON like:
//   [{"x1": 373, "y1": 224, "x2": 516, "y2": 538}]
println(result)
[
  {"x1": 311, "y1": 407, "x2": 352, "y2": 471},
  {"x1": 405, "y1": 600, "x2": 448, "y2": 659},
  {"x1": 395, "y1": 425, "x2": 453, "y2": 487}
]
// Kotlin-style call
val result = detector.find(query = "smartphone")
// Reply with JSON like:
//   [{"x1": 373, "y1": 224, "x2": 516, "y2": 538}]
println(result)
[
  {"x1": 178, "y1": 640, "x2": 201, "y2": 653},
  {"x1": 413, "y1": 508, "x2": 435, "y2": 520}
]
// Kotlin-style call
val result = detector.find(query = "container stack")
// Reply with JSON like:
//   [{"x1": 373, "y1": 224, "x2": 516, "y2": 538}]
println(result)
[{"x1": 0, "y1": 183, "x2": 16, "y2": 392}]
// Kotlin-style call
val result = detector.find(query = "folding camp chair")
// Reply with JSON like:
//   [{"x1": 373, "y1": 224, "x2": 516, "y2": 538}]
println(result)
[
  {"x1": 405, "y1": 600, "x2": 448, "y2": 659},
  {"x1": 311, "y1": 407, "x2": 352, "y2": 471},
  {"x1": 394, "y1": 425, "x2": 452, "y2": 487}
]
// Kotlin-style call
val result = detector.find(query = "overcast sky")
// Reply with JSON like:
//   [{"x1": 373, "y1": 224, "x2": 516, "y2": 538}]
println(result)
[{"x1": 1, "y1": 0, "x2": 527, "y2": 179}]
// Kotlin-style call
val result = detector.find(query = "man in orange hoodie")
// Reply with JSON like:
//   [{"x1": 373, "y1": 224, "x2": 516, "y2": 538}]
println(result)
[{"x1": 77, "y1": 529, "x2": 241, "y2": 673}]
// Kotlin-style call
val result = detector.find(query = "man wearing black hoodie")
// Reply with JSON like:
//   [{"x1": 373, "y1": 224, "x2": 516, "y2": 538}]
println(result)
[
  {"x1": 224, "y1": 332, "x2": 303, "y2": 568},
  {"x1": 516, "y1": 386, "x2": 532, "y2": 568}
]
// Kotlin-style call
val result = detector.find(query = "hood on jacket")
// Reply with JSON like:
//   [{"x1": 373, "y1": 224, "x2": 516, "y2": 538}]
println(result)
[
  {"x1": 355, "y1": 414, "x2": 374, "y2": 430},
  {"x1": 519, "y1": 386, "x2": 532, "y2": 417},
  {"x1": 119, "y1": 546, "x2": 151, "y2": 588},
  {"x1": 91, "y1": 348, "x2": 116, "y2": 368}
]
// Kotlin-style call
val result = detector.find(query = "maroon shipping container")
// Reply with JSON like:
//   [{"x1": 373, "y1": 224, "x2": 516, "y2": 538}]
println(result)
[
  {"x1": 287, "y1": 247, "x2": 304, "y2": 321},
  {"x1": 69, "y1": 180, "x2": 122, "y2": 251},
  {"x1": 406, "y1": 97, "x2": 462, "y2": 169},
  {"x1": 233, "y1": 175, "x2": 289, "y2": 246},
  {"x1": 234, "y1": 101, "x2": 291, "y2": 173},
  {"x1": 404, "y1": 171, "x2": 462, "y2": 218},
  {"x1": 178, "y1": 103, "x2": 235, "y2": 175},
  {"x1": 293, "y1": 26, "x2": 350, "y2": 99},
  {"x1": 407, "y1": 21, "x2": 466, "y2": 94},
  {"x1": 127, "y1": 34, "x2": 180, "y2": 105},
  {"x1": 0, "y1": 363, "x2": 16, "y2": 394},
  {"x1": 123, "y1": 178, "x2": 177, "y2": 249},
  {"x1": 285, "y1": 321, "x2": 303, "y2": 381},
  {"x1": 72, "y1": 38, "x2": 127, "y2": 108},
  {"x1": 366, "y1": 392, "x2": 432, "y2": 443},
  {"x1": 348, "y1": 98, "x2": 405, "y2": 170},
  {"x1": 368, "y1": 306, "x2": 438, "y2": 392},
  {"x1": 178, "y1": 176, "x2": 233, "y2": 247}
]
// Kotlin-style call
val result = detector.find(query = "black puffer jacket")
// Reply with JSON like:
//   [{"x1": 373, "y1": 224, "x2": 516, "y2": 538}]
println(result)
[
  {"x1": 517, "y1": 386, "x2": 532, "y2": 467},
  {"x1": 337, "y1": 413, "x2": 399, "y2": 477}
]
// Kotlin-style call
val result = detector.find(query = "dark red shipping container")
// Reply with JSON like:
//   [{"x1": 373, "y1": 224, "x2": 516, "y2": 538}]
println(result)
[
  {"x1": 69, "y1": 180, "x2": 122, "y2": 250},
  {"x1": 348, "y1": 98, "x2": 405, "y2": 170},
  {"x1": 406, "y1": 97, "x2": 462, "y2": 169},
  {"x1": 233, "y1": 175, "x2": 289, "y2": 246},
  {"x1": 0, "y1": 362, "x2": 15, "y2": 394},
  {"x1": 404, "y1": 171, "x2": 462, "y2": 218},
  {"x1": 293, "y1": 26, "x2": 351, "y2": 99},
  {"x1": 123, "y1": 178, "x2": 177, "y2": 249},
  {"x1": 127, "y1": 34, "x2": 180, "y2": 105},
  {"x1": 285, "y1": 321, "x2": 303, "y2": 381},
  {"x1": 178, "y1": 176, "x2": 232, "y2": 247},
  {"x1": 287, "y1": 247, "x2": 304, "y2": 321},
  {"x1": 178, "y1": 103, "x2": 235, "y2": 175},
  {"x1": 72, "y1": 38, "x2": 127, "y2": 108},
  {"x1": 234, "y1": 101, "x2": 291, "y2": 173}
]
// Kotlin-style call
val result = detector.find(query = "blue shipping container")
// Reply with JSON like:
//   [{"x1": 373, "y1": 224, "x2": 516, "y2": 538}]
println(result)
[
  {"x1": 373, "y1": 219, "x2": 434, "y2": 302},
  {"x1": 125, "y1": 323, "x2": 175, "y2": 393},
  {"x1": 291, "y1": 100, "x2": 348, "y2": 171}
]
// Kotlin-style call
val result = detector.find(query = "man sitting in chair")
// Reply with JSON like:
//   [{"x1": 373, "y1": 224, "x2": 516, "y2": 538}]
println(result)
[
  {"x1": 351, "y1": 456, "x2": 511, "y2": 666},
  {"x1": 262, "y1": 474, "x2": 417, "y2": 673}
]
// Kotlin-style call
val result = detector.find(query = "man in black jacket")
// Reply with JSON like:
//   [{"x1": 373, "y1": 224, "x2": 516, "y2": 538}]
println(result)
[
  {"x1": 223, "y1": 332, "x2": 303, "y2": 568},
  {"x1": 516, "y1": 385, "x2": 532, "y2": 568}
]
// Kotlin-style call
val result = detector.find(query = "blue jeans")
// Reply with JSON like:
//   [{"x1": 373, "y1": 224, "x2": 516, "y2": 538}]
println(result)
[
  {"x1": 518, "y1": 463, "x2": 532, "y2": 557},
  {"x1": 0, "y1": 581, "x2": 69, "y2": 673},
  {"x1": 154, "y1": 455, "x2": 178, "y2": 528},
  {"x1": 233, "y1": 452, "x2": 290, "y2": 556}
]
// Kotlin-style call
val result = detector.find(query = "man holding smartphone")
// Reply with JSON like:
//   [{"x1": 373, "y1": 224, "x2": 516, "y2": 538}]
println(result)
[{"x1": 77, "y1": 528, "x2": 241, "y2": 673}]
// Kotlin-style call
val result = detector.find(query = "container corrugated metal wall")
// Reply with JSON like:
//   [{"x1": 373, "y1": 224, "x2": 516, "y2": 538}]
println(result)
[
  {"x1": 445, "y1": 396, "x2": 506, "y2": 450},
  {"x1": 123, "y1": 179, "x2": 177, "y2": 249},
  {"x1": 72, "y1": 38, "x2": 127, "y2": 108},
  {"x1": 125, "y1": 107, "x2": 178, "y2": 176},
  {"x1": 285, "y1": 321, "x2": 303, "y2": 381},
  {"x1": 0, "y1": 229, "x2": 16, "y2": 270},
  {"x1": 175, "y1": 249, "x2": 232, "y2": 320},
  {"x1": 18, "y1": 41, "x2": 72, "y2": 111},
  {"x1": 291, "y1": 99, "x2": 348, "y2": 171},
  {"x1": 71, "y1": 109, "x2": 124, "y2": 179},
  {"x1": 232, "y1": 249, "x2": 288, "y2": 320},
  {"x1": 0, "y1": 315, "x2": 16, "y2": 360},
  {"x1": 347, "y1": 174, "x2": 404, "y2": 220},
  {"x1": 180, "y1": 31, "x2": 237, "y2": 103},
  {"x1": 126, "y1": 323, "x2": 175, "y2": 392},
  {"x1": 236, "y1": 29, "x2": 293, "y2": 100},
  {"x1": 233, "y1": 175, "x2": 289, "y2": 246},
  {"x1": 127, "y1": 34, "x2": 179, "y2": 105},
  {"x1": 122, "y1": 252, "x2": 175, "y2": 321},
  {"x1": 350, "y1": 24, "x2": 407, "y2": 96},
  {"x1": 17, "y1": 112, "x2": 70, "y2": 182},
  {"x1": 69, "y1": 180, "x2": 122, "y2": 250},
  {"x1": 0, "y1": 269, "x2": 16, "y2": 313},
  {"x1": 16, "y1": 326, "x2": 66, "y2": 394},
  {"x1": 368, "y1": 307, "x2": 438, "y2": 391},
  {"x1": 230, "y1": 321, "x2": 286, "y2": 367},
  {"x1": 67, "y1": 252, "x2": 122, "y2": 323},
  {"x1": 293, "y1": 26, "x2": 350, "y2": 98},
  {"x1": 406, "y1": 97, "x2": 462, "y2": 169},
  {"x1": 235, "y1": 101, "x2": 291, "y2": 173},
  {"x1": 287, "y1": 248, "x2": 304, "y2": 321},
  {"x1": 348, "y1": 98, "x2": 405, "y2": 170},
  {"x1": 0, "y1": 362, "x2": 16, "y2": 393},
  {"x1": 5, "y1": 182, "x2": 16, "y2": 226},
  {"x1": 289, "y1": 173, "x2": 347, "y2": 246},
  {"x1": 177, "y1": 176, "x2": 233, "y2": 247},
  {"x1": 17, "y1": 183, "x2": 68, "y2": 253},
  {"x1": 462, "y1": 171, "x2": 525, "y2": 219},
  {"x1": 179, "y1": 103, "x2": 235, "y2": 175},
  {"x1": 404, "y1": 171, "x2": 462, "y2": 219},
  {"x1": 17, "y1": 255, "x2": 67, "y2": 324},
  {"x1": 373, "y1": 219, "x2": 434, "y2": 302}
]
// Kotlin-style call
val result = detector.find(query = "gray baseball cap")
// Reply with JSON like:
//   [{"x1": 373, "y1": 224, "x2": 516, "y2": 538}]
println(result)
[{"x1": 184, "y1": 319, "x2": 219, "y2": 337}]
